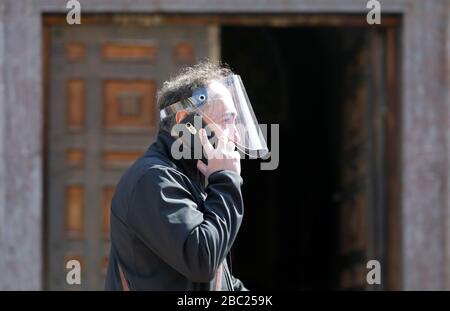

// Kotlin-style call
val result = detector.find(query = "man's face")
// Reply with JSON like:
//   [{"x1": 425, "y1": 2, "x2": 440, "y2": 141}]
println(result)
[{"x1": 200, "y1": 80, "x2": 241, "y2": 144}]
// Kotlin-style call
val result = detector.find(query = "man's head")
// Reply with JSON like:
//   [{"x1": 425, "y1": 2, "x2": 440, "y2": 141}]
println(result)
[
  {"x1": 157, "y1": 61, "x2": 233, "y2": 133},
  {"x1": 158, "y1": 62, "x2": 268, "y2": 157}
]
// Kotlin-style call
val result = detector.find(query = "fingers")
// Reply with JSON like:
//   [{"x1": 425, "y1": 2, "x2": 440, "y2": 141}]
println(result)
[
  {"x1": 197, "y1": 160, "x2": 208, "y2": 176},
  {"x1": 217, "y1": 135, "x2": 228, "y2": 151},
  {"x1": 226, "y1": 140, "x2": 236, "y2": 152},
  {"x1": 199, "y1": 129, "x2": 214, "y2": 158},
  {"x1": 201, "y1": 128, "x2": 237, "y2": 162}
]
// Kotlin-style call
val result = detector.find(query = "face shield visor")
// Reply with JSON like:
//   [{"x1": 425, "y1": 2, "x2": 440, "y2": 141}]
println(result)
[{"x1": 160, "y1": 74, "x2": 269, "y2": 158}]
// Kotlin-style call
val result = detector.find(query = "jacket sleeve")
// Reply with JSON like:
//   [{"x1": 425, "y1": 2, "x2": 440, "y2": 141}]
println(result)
[{"x1": 127, "y1": 167, "x2": 244, "y2": 283}]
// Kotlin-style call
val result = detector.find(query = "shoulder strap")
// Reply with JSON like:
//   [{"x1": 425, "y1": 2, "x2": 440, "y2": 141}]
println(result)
[
  {"x1": 117, "y1": 263, "x2": 130, "y2": 291},
  {"x1": 214, "y1": 263, "x2": 223, "y2": 291}
]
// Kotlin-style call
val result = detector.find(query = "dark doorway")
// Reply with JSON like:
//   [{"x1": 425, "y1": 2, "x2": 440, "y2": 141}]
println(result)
[{"x1": 221, "y1": 26, "x2": 381, "y2": 290}]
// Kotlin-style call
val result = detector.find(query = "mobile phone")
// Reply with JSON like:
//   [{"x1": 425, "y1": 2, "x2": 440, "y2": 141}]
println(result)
[{"x1": 178, "y1": 113, "x2": 216, "y2": 164}]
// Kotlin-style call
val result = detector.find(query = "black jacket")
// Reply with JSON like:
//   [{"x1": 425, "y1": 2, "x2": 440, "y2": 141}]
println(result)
[{"x1": 105, "y1": 131, "x2": 247, "y2": 290}]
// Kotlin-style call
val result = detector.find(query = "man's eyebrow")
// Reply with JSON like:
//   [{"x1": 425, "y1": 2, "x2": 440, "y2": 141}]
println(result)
[{"x1": 222, "y1": 112, "x2": 236, "y2": 120}]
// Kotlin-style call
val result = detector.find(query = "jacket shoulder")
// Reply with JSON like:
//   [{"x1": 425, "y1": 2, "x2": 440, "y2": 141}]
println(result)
[{"x1": 111, "y1": 155, "x2": 191, "y2": 222}]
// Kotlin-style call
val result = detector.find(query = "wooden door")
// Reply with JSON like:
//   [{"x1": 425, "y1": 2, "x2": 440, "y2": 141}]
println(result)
[
  {"x1": 46, "y1": 23, "x2": 214, "y2": 290},
  {"x1": 337, "y1": 28, "x2": 392, "y2": 290}
]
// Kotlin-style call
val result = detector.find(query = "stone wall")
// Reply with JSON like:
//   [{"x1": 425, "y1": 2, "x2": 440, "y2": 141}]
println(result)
[
  {"x1": 0, "y1": 0, "x2": 43, "y2": 290},
  {"x1": 401, "y1": 0, "x2": 449, "y2": 290}
]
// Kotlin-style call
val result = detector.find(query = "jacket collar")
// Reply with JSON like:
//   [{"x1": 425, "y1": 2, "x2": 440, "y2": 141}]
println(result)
[{"x1": 145, "y1": 131, "x2": 204, "y2": 184}]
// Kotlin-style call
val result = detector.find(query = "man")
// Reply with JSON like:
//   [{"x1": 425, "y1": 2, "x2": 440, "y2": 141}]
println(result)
[{"x1": 105, "y1": 61, "x2": 267, "y2": 290}]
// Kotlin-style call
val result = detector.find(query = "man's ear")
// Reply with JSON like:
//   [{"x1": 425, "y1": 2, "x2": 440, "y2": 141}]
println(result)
[{"x1": 175, "y1": 110, "x2": 189, "y2": 123}]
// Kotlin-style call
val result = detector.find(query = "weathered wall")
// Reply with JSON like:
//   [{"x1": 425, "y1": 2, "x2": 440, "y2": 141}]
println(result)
[
  {"x1": 401, "y1": 0, "x2": 449, "y2": 290},
  {"x1": 445, "y1": 1, "x2": 450, "y2": 292},
  {"x1": 0, "y1": 0, "x2": 7, "y2": 290},
  {"x1": 0, "y1": 1, "x2": 43, "y2": 290}
]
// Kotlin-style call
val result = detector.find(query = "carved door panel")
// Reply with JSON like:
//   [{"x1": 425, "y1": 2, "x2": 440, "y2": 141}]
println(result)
[{"x1": 47, "y1": 23, "x2": 214, "y2": 290}]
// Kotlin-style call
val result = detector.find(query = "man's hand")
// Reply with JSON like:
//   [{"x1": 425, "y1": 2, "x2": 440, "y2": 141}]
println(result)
[{"x1": 197, "y1": 128, "x2": 241, "y2": 179}]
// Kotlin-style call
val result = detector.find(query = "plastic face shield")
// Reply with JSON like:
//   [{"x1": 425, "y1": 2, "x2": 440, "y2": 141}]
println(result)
[{"x1": 160, "y1": 74, "x2": 268, "y2": 158}]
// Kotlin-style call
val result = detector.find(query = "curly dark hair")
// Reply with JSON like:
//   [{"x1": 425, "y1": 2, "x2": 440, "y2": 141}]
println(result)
[{"x1": 157, "y1": 60, "x2": 233, "y2": 132}]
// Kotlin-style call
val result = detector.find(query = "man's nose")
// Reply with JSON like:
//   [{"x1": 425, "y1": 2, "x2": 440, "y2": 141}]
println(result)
[{"x1": 232, "y1": 127, "x2": 241, "y2": 145}]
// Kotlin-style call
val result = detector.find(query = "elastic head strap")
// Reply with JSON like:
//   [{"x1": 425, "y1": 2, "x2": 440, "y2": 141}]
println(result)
[{"x1": 159, "y1": 88, "x2": 208, "y2": 120}]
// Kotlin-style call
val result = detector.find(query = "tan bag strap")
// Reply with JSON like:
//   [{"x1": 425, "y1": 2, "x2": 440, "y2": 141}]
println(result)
[
  {"x1": 117, "y1": 263, "x2": 130, "y2": 291},
  {"x1": 214, "y1": 263, "x2": 223, "y2": 291}
]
